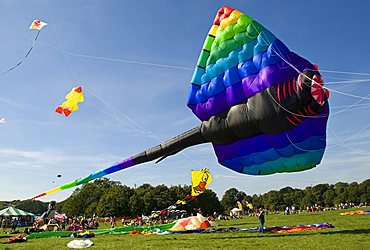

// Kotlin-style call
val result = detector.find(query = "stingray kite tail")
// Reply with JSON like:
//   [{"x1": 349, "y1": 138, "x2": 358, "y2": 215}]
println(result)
[{"x1": 31, "y1": 126, "x2": 207, "y2": 200}]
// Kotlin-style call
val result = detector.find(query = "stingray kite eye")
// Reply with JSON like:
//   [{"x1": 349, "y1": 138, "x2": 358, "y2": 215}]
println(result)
[{"x1": 311, "y1": 74, "x2": 326, "y2": 105}]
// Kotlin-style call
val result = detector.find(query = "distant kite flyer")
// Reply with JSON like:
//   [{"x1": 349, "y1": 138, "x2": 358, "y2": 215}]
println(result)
[{"x1": 32, "y1": 6, "x2": 329, "y2": 199}]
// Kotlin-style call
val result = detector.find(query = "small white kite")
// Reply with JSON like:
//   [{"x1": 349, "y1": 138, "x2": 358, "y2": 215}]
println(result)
[{"x1": 29, "y1": 20, "x2": 48, "y2": 30}]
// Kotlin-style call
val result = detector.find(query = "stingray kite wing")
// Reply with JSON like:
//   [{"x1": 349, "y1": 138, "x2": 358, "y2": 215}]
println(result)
[
  {"x1": 31, "y1": 6, "x2": 329, "y2": 200},
  {"x1": 55, "y1": 86, "x2": 84, "y2": 117}
]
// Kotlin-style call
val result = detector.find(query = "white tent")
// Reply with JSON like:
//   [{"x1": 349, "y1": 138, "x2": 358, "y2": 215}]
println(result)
[{"x1": 0, "y1": 207, "x2": 35, "y2": 217}]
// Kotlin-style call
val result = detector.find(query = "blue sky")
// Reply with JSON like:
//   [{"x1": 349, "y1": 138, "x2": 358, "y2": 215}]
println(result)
[{"x1": 0, "y1": 0, "x2": 369, "y2": 202}]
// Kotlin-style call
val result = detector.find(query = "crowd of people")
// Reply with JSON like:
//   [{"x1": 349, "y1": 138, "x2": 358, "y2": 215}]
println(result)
[
  {"x1": 0, "y1": 217, "x2": 24, "y2": 233},
  {"x1": 2, "y1": 201, "x2": 368, "y2": 235}
]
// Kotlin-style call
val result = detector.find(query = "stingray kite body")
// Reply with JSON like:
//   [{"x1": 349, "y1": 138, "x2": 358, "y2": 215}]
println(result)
[
  {"x1": 32, "y1": 6, "x2": 329, "y2": 199},
  {"x1": 187, "y1": 6, "x2": 329, "y2": 174}
]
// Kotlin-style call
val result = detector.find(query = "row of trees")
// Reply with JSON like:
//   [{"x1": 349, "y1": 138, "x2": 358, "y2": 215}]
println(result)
[
  {"x1": 221, "y1": 180, "x2": 370, "y2": 211},
  {"x1": 59, "y1": 178, "x2": 223, "y2": 217},
  {"x1": 2, "y1": 179, "x2": 369, "y2": 217}
]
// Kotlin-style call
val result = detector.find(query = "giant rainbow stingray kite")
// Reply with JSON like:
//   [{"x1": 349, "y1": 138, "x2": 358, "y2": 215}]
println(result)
[{"x1": 32, "y1": 6, "x2": 329, "y2": 199}]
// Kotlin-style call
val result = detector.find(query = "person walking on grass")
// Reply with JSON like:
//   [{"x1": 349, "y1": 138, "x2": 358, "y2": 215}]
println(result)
[
  {"x1": 1, "y1": 217, "x2": 9, "y2": 233},
  {"x1": 257, "y1": 207, "x2": 265, "y2": 233}
]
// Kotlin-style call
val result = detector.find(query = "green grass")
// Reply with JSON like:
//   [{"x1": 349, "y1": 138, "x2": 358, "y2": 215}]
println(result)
[{"x1": 1, "y1": 208, "x2": 369, "y2": 250}]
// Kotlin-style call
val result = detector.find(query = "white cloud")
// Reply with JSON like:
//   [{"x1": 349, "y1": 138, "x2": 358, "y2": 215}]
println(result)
[{"x1": 0, "y1": 148, "x2": 122, "y2": 170}]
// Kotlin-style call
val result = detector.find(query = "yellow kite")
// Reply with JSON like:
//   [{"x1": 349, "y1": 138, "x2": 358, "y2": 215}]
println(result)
[
  {"x1": 55, "y1": 86, "x2": 84, "y2": 117},
  {"x1": 191, "y1": 168, "x2": 212, "y2": 196}
]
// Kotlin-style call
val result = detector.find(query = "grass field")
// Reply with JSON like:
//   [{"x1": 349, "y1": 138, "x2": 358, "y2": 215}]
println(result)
[{"x1": 1, "y1": 208, "x2": 369, "y2": 250}]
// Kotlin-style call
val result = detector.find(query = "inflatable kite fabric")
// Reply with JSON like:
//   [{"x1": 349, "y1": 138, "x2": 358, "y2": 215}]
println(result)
[
  {"x1": 55, "y1": 86, "x2": 84, "y2": 117},
  {"x1": 31, "y1": 6, "x2": 329, "y2": 199},
  {"x1": 339, "y1": 210, "x2": 370, "y2": 215}
]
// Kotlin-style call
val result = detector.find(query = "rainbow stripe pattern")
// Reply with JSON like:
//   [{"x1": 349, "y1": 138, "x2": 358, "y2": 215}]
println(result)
[{"x1": 188, "y1": 6, "x2": 329, "y2": 175}]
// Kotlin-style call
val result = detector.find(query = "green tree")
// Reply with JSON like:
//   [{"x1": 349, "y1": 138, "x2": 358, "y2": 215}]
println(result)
[
  {"x1": 291, "y1": 189, "x2": 305, "y2": 208},
  {"x1": 129, "y1": 192, "x2": 145, "y2": 216},
  {"x1": 323, "y1": 185, "x2": 336, "y2": 207},
  {"x1": 61, "y1": 178, "x2": 120, "y2": 216},
  {"x1": 334, "y1": 182, "x2": 349, "y2": 205},
  {"x1": 192, "y1": 189, "x2": 222, "y2": 216},
  {"x1": 301, "y1": 187, "x2": 315, "y2": 208},
  {"x1": 221, "y1": 188, "x2": 246, "y2": 211},
  {"x1": 251, "y1": 194, "x2": 262, "y2": 209},
  {"x1": 15, "y1": 200, "x2": 47, "y2": 215},
  {"x1": 263, "y1": 190, "x2": 282, "y2": 211},
  {"x1": 280, "y1": 186, "x2": 295, "y2": 208},
  {"x1": 358, "y1": 179, "x2": 370, "y2": 204},
  {"x1": 96, "y1": 185, "x2": 134, "y2": 216},
  {"x1": 346, "y1": 182, "x2": 360, "y2": 204},
  {"x1": 311, "y1": 184, "x2": 329, "y2": 206}
]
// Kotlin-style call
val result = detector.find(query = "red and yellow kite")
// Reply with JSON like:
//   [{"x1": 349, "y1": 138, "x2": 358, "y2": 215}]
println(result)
[{"x1": 55, "y1": 86, "x2": 84, "y2": 117}]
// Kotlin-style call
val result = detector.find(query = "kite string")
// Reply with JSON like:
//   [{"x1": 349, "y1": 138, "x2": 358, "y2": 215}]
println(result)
[
  {"x1": 324, "y1": 79, "x2": 370, "y2": 85},
  {"x1": 84, "y1": 88, "x2": 157, "y2": 139},
  {"x1": 45, "y1": 2, "x2": 151, "y2": 138},
  {"x1": 252, "y1": 23, "x2": 370, "y2": 154},
  {"x1": 319, "y1": 69, "x2": 370, "y2": 76},
  {"x1": 285, "y1": 133, "x2": 324, "y2": 152},
  {"x1": 253, "y1": 23, "x2": 370, "y2": 118},
  {"x1": 254, "y1": 23, "x2": 370, "y2": 105},
  {"x1": 43, "y1": 6, "x2": 370, "y2": 170},
  {"x1": 1, "y1": 29, "x2": 41, "y2": 75},
  {"x1": 44, "y1": 2, "x2": 208, "y2": 170},
  {"x1": 327, "y1": 126, "x2": 370, "y2": 155},
  {"x1": 67, "y1": 52, "x2": 194, "y2": 71},
  {"x1": 84, "y1": 88, "x2": 210, "y2": 168}
]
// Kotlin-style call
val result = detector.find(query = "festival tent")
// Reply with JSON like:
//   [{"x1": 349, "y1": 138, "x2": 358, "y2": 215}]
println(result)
[
  {"x1": 0, "y1": 207, "x2": 35, "y2": 226},
  {"x1": 0, "y1": 207, "x2": 35, "y2": 217}
]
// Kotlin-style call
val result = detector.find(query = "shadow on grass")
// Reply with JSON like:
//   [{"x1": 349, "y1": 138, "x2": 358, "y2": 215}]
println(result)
[
  {"x1": 318, "y1": 228, "x2": 370, "y2": 235},
  {"x1": 220, "y1": 228, "x2": 370, "y2": 240},
  {"x1": 219, "y1": 222, "x2": 255, "y2": 227},
  {"x1": 163, "y1": 228, "x2": 370, "y2": 241}
]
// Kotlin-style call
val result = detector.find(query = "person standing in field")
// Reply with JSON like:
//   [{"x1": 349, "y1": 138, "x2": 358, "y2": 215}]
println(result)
[{"x1": 257, "y1": 207, "x2": 265, "y2": 233}]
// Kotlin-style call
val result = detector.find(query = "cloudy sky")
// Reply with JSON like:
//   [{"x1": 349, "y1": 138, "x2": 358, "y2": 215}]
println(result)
[{"x1": 0, "y1": 0, "x2": 369, "y2": 202}]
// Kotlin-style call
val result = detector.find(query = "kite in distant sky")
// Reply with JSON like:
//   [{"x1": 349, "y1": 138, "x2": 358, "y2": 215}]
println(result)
[
  {"x1": 1, "y1": 19, "x2": 47, "y2": 75},
  {"x1": 32, "y1": 6, "x2": 329, "y2": 200},
  {"x1": 29, "y1": 20, "x2": 47, "y2": 30},
  {"x1": 0, "y1": 118, "x2": 5, "y2": 124},
  {"x1": 55, "y1": 86, "x2": 84, "y2": 117}
]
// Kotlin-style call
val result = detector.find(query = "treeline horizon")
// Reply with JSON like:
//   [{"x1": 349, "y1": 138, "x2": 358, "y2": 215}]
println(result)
[{"x1": 1, "y1": 178, "x2": 369, "y2": 217}]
